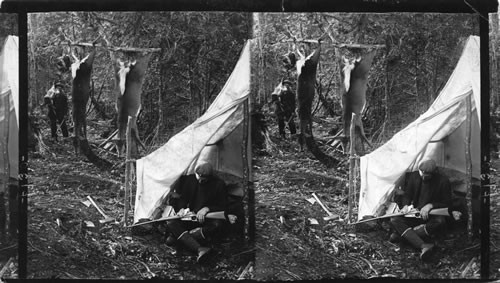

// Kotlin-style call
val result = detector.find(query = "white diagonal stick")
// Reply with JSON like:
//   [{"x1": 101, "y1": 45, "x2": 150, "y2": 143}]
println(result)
[{"x1": 312, "y1": 193, "x2": 337, "y2": 219}]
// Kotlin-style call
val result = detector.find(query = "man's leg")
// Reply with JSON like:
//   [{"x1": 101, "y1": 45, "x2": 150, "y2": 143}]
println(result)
[
  {"x1": 49, "y1": 116, "x2": 57, "y2": 138},
  {"x1": 390, "y1": 216, "x2": 414, "y2": 235},
  {"x1": 415, "y1": 215, "x2": 446, "y2": 238},
  {"x1": 165, "y1": 219, "x2": 190, "y2": 239},
  {"x1": 59, "y1": 118, "x2": 69, "y2": 138},
  {"x1": 202, "y1": 219, "x2": 226, "y2": 239},
  {"x1": 190, "y1": 219, "x2": 226, "y2": 242},
  {"x1": 166, "y1": 219, "x2": 210, "y2": 263},
  {"x1": 391, "y1": 216, "x2": 434, "y2": 260},
  {"x1": 285, "y1": 112, "x2": 297, "y2": 136},
  {"x1": 277, "y1": 114, "x2": 286, "y2": 138}
]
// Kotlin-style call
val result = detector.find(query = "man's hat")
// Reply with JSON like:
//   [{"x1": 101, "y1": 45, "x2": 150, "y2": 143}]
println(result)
[
  {"x1": 195, "y1": 162, "x2": 213, "y2": 177},
  {"x1": 418, "y1": 159, "x2": 437, "y2": 173}
]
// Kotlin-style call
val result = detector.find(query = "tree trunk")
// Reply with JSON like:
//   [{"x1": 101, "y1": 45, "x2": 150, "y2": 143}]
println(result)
[
  {"x1": 490, "y1": 13, "x2": 499, "y2": 111},
  {"x1": 28, "y1": 15, "x2": 39, "y2": 112},
  {"x1": 89, "y1": 81, "x2": 109, "y2": 120},
  {"x1": 204, "y1": 59, "x2": 211, "y2": 112},
  {"x1": 414, "y1": 48, "x2": 419, "y2": 118},
  {"x1": 432, "y1": 57, "x2": 439, "y2": 101},
  {"x1": 380, "y1": 48, "x2": 390, "y2": 141},
  {"x1": 316, "y1": 88, "x2": 335, "y2": 117},
  {"x1": 155, "y1": 78, "x2": 163, "y2": 144},
  {"x1": 253, "y1": 13, "x2": 265, "y2": 105},
  {"x1": 188, "y1": 64, "x2": 196, "y2": 122}
]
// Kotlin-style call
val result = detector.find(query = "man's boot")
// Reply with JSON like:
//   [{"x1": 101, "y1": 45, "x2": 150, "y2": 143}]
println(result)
[
  {"x1": 178, "y1": 232, "x2": 211, "y2": 263},
  {"x1": 413, "y1": 224, "x2": 430, "y2": 240},
  {"x1": 402, "y1": 228, "x2": 434, "y2": 261}
]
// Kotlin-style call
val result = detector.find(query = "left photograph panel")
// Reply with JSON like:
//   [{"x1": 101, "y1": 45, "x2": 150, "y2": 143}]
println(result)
[
  {"x1": 27, "y1": 12, "x2": 253, "y2": 279},
  {"x1": 0, "y1": 13, "x2": 19, "y2": 280}
]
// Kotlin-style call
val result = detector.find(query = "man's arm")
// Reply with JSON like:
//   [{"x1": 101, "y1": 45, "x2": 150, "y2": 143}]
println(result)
[
  {"x1": 170, "y1": 176, "x2": 190, "y2": 212},
  {"x1": 394, "y1": 172, "x2": 414, "y2": 208}
]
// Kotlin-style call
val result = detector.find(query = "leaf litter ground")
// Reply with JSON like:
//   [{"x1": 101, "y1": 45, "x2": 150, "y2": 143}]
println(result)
[
  {"x1": 26, "y1": 122, "x2": 253, "y2": 280},
  {"x1": 253, "y1": 117, "x2": 487, "y2": 280}
]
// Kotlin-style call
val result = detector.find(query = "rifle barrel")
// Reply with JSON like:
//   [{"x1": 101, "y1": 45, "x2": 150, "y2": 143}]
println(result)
[
  {"x1": 353, "y1": 207, "x2": 449, "y2": 225},
  {"x1": 128, "y1": 211, "x2": 226, "y2": 228}
]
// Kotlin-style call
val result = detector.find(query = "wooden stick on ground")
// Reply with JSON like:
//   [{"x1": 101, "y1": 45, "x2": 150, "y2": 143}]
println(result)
[
  {"x1": 98, "y1": 129, "x2": 118, "y2": 148},
  {"x1": 0, "y1": 244, "x2": 16, "y2": 253},
  {"x1": 461, "y1": 256, "x2": 476, "y2": 278},
  {"x1": 0, "y1": 257, "x2": 14, "y2": 278},
  {"x1": 237, "y1": 261, "x2": 253, "y2": 280},
  {"x1": 312, "y1": 193, "x2": 338, "y2": 221}
]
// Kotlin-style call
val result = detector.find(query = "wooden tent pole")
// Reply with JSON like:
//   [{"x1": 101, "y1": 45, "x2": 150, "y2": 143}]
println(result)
[
  {"x1": 465, "y1": 94, "x2": 473, "y2": 236},
  {"x1": 124, "y1": 116, "x2": 133, "y2": 227},
  {"x1": 242, "y1": 97, "x2": 254, "y2": 241},
  {"x1": 348, "y1": 113, "x2": 357, "y2": 223},
  {"x1": 1, "y1": 95, "x2": 10, "y2": 189}
]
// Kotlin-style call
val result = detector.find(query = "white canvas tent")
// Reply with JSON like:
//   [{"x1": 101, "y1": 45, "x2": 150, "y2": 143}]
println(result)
[
  {"x1": 134, "y1": 41, "x2": 252, "y2": 223},
  {"x1": 358, "y1": 35, "x2": 480, "y2": 220},
  {"x1": 0, "y1": 35, "x2": 19, "y2": 192}
]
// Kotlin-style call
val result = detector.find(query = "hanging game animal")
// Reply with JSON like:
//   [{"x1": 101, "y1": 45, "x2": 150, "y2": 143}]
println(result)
[
  {"x1": 115, "y1": 52, "x2": 151, "y2": 156},
  {"x1": 71, "y1": 47, "x2": 95, "y2": 151},
  {"x1": 70, "y1": 46, "x2": 111, "y2": 168},
  {"x1": 294, "y1": 41, "x2": 339, "y2": 167},
  {"x1": 340, "y1": 50, "x2": 377, "y2": 154}
]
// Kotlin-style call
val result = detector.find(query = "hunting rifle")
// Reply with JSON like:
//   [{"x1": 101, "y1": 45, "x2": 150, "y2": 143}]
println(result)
[
  {"x1": 352, "y1": 207, "x2": 449, "y2": 225},
  {"x1": 128, "y1": 211, "x2": 226, "y2": 228}
]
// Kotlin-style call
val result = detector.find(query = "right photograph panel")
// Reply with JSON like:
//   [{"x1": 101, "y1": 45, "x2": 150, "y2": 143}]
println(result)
[{"x1": 251, "y1": 12, "x2": 482, "y2": 279}]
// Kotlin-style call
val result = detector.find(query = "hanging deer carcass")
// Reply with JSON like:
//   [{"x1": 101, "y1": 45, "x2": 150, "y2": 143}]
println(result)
[
  {"x1": 340, "y1": 49, "x2": 377, "y2": 154},
  {"x1": 71, "y1": 47, "x2": 96, "y2": 153},
  {"x1": 115, "y1": 53, "x2": 151, "y2": 157},
  {"x1": 296, "y1": 44, "x2": 321, "y2": 149},
  {"x1": 295, "y1": 41, "x2": 339, "y2": 167}
]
